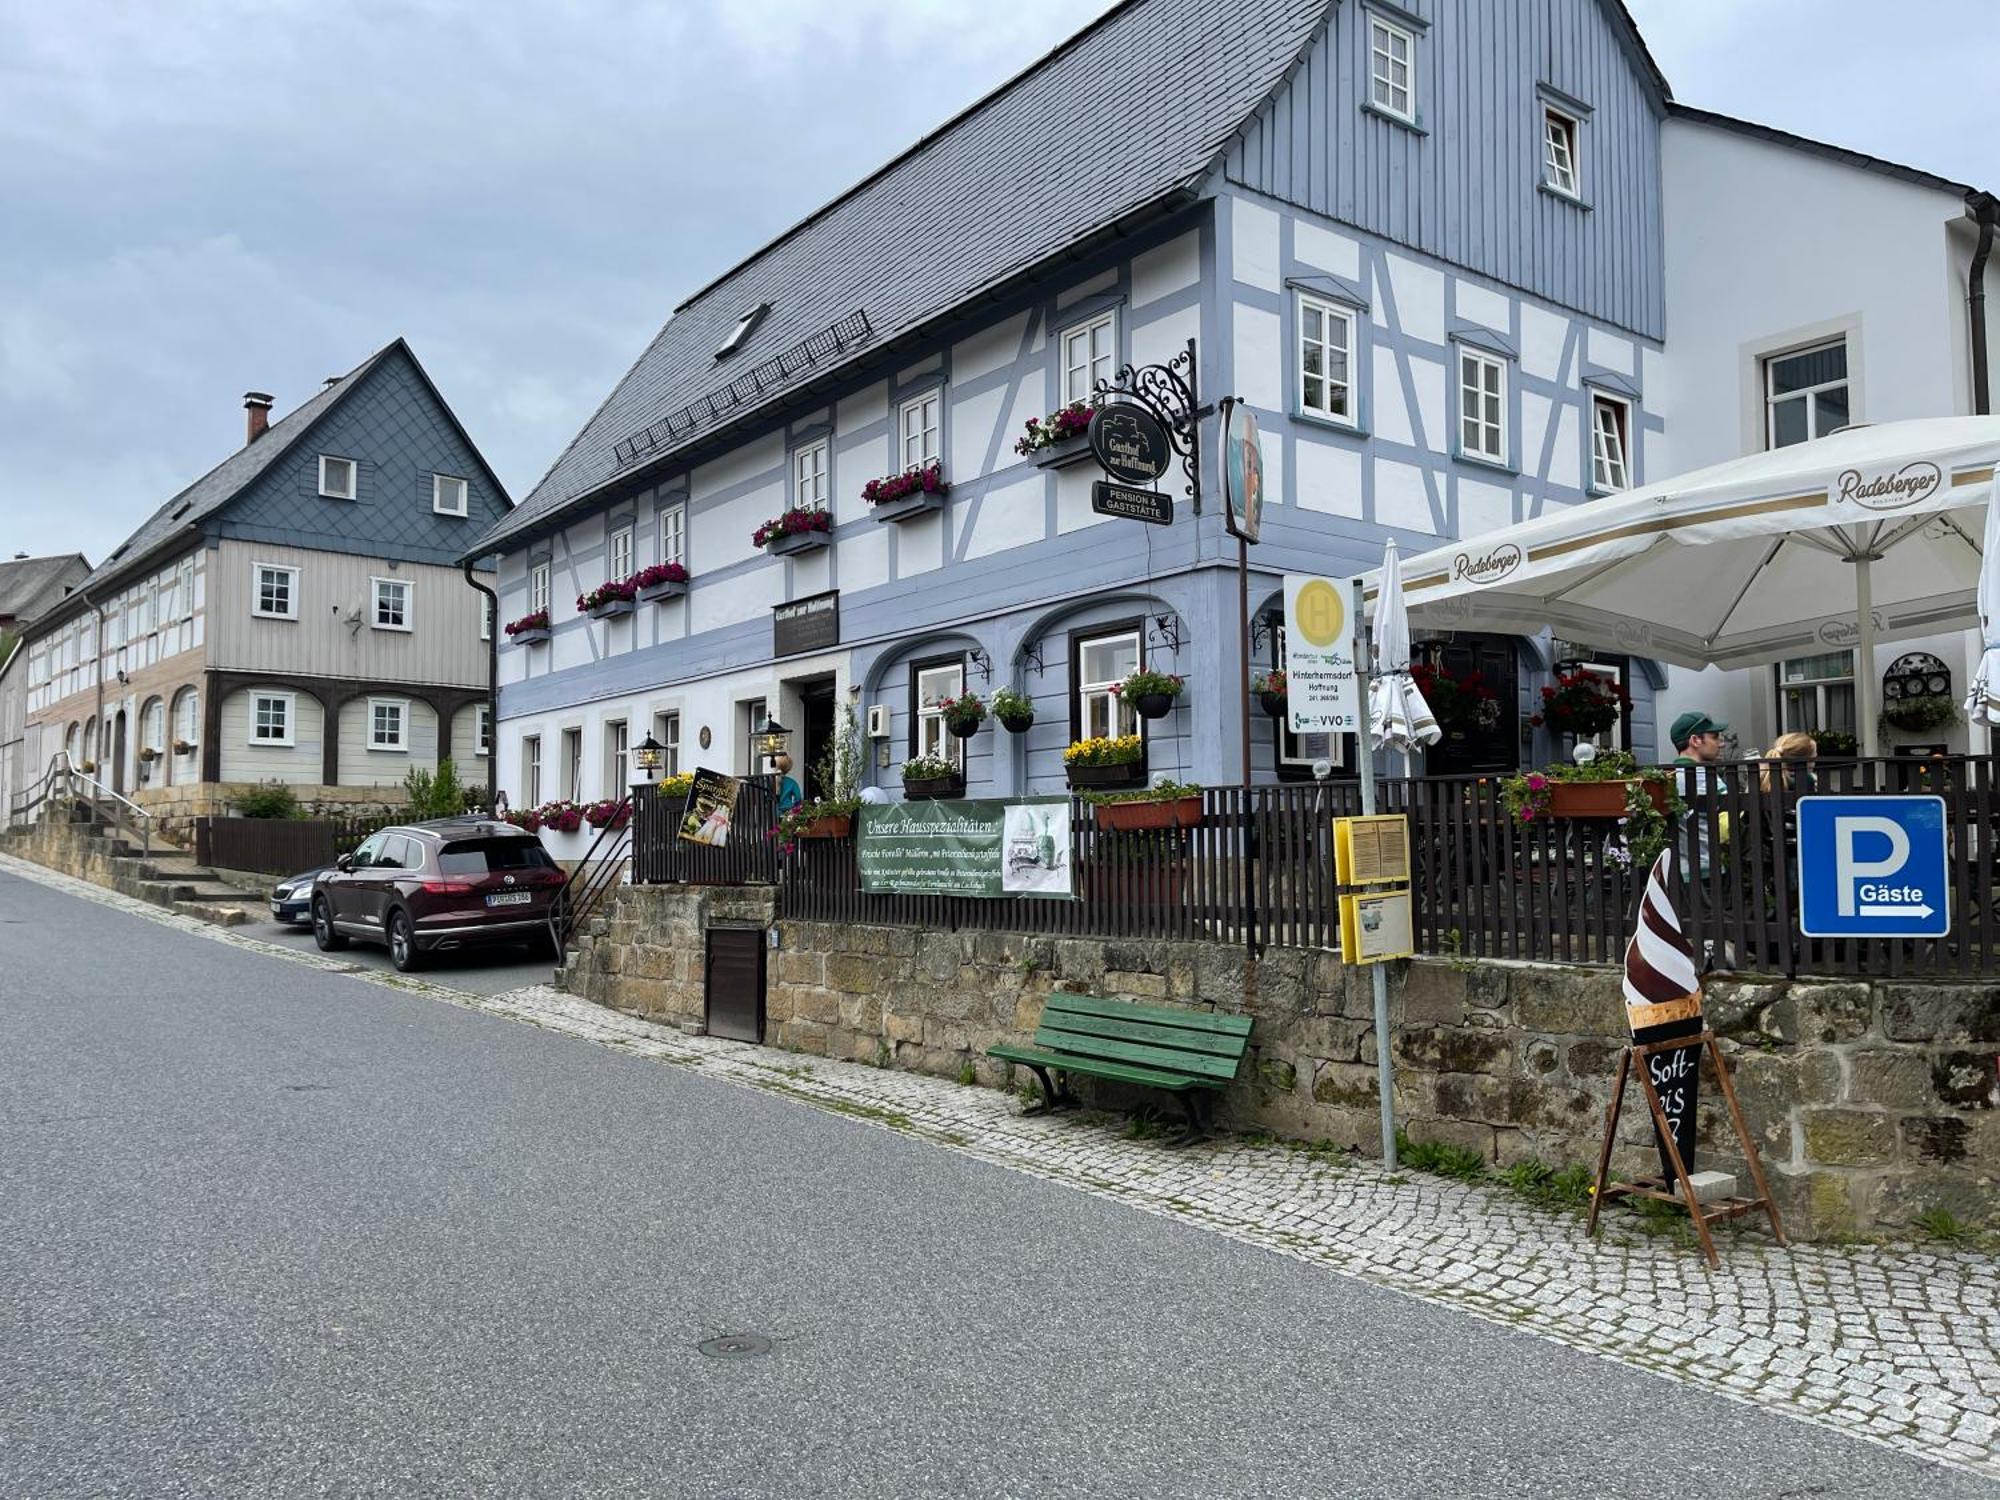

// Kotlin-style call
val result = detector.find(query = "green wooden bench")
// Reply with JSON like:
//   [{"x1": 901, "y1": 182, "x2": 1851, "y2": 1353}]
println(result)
[{"x1": 988, "y1": 991, "x2": 1254, "y2": 1140}]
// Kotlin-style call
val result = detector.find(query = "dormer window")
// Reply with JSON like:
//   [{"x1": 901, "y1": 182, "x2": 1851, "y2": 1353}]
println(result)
[
  {"x1": 1542, "y1": 107, "x2": 1580, "y2": 198},
  {"x1": 717, "y1": 303, "x2": 771, "y2": 359},
  {"x1": 319, "y1": 455, "x2": 358, "y2": 500}
]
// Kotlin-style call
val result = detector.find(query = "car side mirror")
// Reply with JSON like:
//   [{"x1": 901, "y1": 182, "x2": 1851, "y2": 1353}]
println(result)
[{"x1": 335, "y1": 854, "x2": 355, "y2": 873}]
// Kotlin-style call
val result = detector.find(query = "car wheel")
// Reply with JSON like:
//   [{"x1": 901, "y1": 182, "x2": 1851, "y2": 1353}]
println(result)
[
  {"x1": 387, "y1": 909, "x2": 424, "y2": 972},
  {"x1": 312, "y1": 896, "x2": 348, "y2": 951}
]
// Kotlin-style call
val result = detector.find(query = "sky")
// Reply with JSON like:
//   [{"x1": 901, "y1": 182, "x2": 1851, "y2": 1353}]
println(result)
[{"x1": 3, "y1": 0, "x2": 1996, "y2": 566}]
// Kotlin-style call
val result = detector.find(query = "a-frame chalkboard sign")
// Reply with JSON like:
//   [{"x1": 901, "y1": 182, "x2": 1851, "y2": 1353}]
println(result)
[{"x1": 1586, "y1": 854, "x2": 1787, "y2": 1269}]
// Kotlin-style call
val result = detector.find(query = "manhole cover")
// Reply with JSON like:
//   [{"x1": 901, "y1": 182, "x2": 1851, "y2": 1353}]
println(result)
[{"x1": 697, "y1": 1334, "x2": 772, "y2": 1359}]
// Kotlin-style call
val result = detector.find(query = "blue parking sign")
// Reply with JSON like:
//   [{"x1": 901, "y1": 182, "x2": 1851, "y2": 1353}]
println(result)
[{"x1": 1796, "y1": 796, "x2": 1949, "y2": 938}]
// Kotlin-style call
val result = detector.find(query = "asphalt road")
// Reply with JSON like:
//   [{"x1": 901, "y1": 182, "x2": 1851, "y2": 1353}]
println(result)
[
  {"x1": 247, "y1": 913, "x2": 559, "y2": 996},
  {"x1": 3, "y1": 865, "x2": 1991, "y2": 1499}
]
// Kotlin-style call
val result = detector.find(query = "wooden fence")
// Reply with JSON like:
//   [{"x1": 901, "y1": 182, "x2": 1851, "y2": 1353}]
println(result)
[
  {"x1": 637, "y1": 758, "x2": 2000, "y2": 978},
  {"x1": 196, "y1": 816, "x2": 381, "y2": 876}
]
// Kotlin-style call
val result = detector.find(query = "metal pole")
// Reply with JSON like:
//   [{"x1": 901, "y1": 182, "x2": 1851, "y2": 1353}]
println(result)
[
  {"x1": 1239, "y1": 536, "x2": 1252, "y2": 788},
  {"x1": 1352, "y1": 578, "x2": 1398, "y2": 1168},
  {"x1": 1855, "y1": 555, "x2": 1879, "y2": 758}
]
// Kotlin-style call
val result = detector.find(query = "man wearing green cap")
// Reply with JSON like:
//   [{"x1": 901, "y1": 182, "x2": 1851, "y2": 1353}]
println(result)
[{"x1": 1669, "y1": 710, "x2": 1730, "y2": 965}]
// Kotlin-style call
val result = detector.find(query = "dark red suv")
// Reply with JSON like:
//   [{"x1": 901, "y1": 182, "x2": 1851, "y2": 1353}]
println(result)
[{"x1": 312, "y1": 818, "x2": 566, "y2": 971}]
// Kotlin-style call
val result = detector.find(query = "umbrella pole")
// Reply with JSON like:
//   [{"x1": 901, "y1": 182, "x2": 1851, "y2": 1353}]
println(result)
[
  {"x1": 1351, "y1": 579, "x2": 1398, "y2": 1169},
  {"x1": 1855, "y1": 554, "x2": 1879, "y2": 759}
]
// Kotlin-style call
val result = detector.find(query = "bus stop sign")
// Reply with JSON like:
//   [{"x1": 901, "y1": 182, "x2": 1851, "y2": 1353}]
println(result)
[{"x1": 1796, "y1": 795, "x2": 1949, "y2": 938}]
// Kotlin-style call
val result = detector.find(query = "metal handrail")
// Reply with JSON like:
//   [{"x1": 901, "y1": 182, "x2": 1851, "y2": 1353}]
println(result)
[
  {"x1": 549, "y1": 797, "x2": 633, "y2": 953},
  {"x1": 9, "y1": 749, "x2": 152, "y2": 857}
]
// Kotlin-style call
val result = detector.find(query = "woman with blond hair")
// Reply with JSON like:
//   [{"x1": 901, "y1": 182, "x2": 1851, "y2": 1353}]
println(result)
[{"x1": 1758, "y1": 731, "x2": 1818, "y2": 794}]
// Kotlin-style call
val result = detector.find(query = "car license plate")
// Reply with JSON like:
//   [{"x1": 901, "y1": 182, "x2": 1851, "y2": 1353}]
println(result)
[{"x1": 486, "y1": 891, "x2": 533, "y2": 907}]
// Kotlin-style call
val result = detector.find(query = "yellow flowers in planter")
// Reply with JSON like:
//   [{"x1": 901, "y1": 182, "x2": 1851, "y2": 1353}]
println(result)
[{"x1": 1063, "y1": 734, "x2": 1143, "y2": 767}]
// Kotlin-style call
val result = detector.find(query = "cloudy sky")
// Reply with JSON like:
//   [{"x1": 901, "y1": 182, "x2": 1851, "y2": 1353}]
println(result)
[{"x1": 4, "y1": 0, "x2": 1995, "y2": 565}]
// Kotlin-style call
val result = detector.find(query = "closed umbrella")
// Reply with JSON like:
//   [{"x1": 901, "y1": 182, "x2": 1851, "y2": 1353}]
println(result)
[
  {"x1": 1368, "y1": 538, "x2": 1441, "y2": 759},
  {"x1": 1966, "y1": 482, "x2": 2000, "y2": 733}
]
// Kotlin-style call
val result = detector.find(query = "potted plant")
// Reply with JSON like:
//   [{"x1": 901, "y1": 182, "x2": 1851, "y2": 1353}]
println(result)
[
  {"x1": 863, "y1": 463, "x2": 949, "y2": 523},
  {"x1": 902, "y1": 752, "x2": 964, "y2": 800},
  {"x1": 137, "y1": 746, "x2": 160, "y2": 764},
  {"x1": 1086, "y1": 779, "x2": 1203, "y2": 832},
  {"x1": 505, "y1": 608, "x2": 552, "y2": 644},
  {"x1": 938, "y1": 692, "x2": 987, "y2": 739},
  {"x1": 1063, "y1": 733, "x2": 1144, "y2": 790},
  {"x1": 576, "y1": 579, "x2": 639, "y2": 619},
  {"x1": 1252, "y1": 670, "x2": 1288, "y2": 718},
  {"x1": 1502, "y1": 751, "x2": 1683, "y2": 859},
  {"x1": 633, "y1": 561, "x2": 691, "y2": 602},
  {"x1": 535, "y1": 799, "x2": 586, "y2": 833},
  {"x1": 1412, "y1": 660, "x2": 1502, "y2": 737},
  {"x1": 79, "y1": 759, "x2": 97, "y2": 775},
  {"x1": 172, "y1": 738, "x2": 197, "y2": 756},
  {"x1": 1883, "y1": 693, "x2": 1961, "y2": 735},
  {"x1": 1114, "y1": 668, "x2": 1184, "y2": 721},
  {"x1": 582, "y1": 797, "x2": 631, "y2": 831},
  {"x1": 753, "y1": 506, "x2": 832, "y2": 555},
  {"x1": 1529, "y1": 669, "x2": 1630, "y2": 739},
  {"x1": 778, "y1": 703, "x2": 864, "y2": 843},
  {"x1": 1015, "y1": 401, "x2": 1095, "y2": 467},
  {"x1": 992, "y1": 686, "x2": 1035, "y2": 734}
]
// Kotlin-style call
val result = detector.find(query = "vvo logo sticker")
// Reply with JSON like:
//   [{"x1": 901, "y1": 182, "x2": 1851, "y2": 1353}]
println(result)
[
  {"x1": 1835, "y1": 461, "x2": 1942, "y2": 512},
  {"x1": 1796, "y1": 795, "x2": 1949, "y2": 938},
  {"x1": 1451, "y1": 541, "x2": 1523, "y2": 586}
]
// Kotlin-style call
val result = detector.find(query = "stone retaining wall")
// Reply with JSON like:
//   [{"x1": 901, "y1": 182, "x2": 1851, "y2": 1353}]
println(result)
[{"x1": 562, "y1": 884, "x2": 1996, "y2": 1240}]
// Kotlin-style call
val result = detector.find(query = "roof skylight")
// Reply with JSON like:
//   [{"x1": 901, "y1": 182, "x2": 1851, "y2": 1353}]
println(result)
[{"x1": 716, "y1": 303, "x2": 770, "y2": 359}]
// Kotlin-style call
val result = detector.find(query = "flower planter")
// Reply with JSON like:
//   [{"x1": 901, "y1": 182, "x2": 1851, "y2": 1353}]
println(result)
[
  {"x1": 1065, "y1": 762, "x2": 1145, "y2": 790},
  {"x1": 1547, "y1": 779, "x2": 1668, "y2": 818},
  {"x1": 800, "y1": 813, "x2": 852, "y2": 839},
  {"x1": 509, "y1": 627, "x2": 551, "y2": 646},
  {"x1": 637, "y1": 578, "x2": 688, "y2": 603},
  {"x1": 767, "y1": 529, "x2": 831, "y2": 556},
  {"x1": 1133, "y1": 692, "x2": 1178, "y2": 721},
  {"x1": 587, "y1": 599, "x2": 636, "y2": 621},
  {"x1": 998, "y1": 712, "x2": 1035, "y2": 735},
  {"x1": 1092, "y1": 794, "x2": 1202, "y2": 832},
  {"x1": 903, "y1": 773, "x2": 965, "y2": 801},
  {"x1": 947, "y1": 718, "x2": 982, "y2": 740},
  {"x1": 1259, "y1": 691, "x2": 1288, "y2": 719},
  {"x1": 1031, "y1": 433, "x2": 1096, "y2": 471},
  {"x1": 871, "y1": 491, "x2": 946, "y2": 524}
]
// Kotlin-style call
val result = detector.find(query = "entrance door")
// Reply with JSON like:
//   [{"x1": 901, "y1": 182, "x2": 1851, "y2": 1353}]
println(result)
[
  {"x1": 797, "y1": 680, "x2": 837, "y2": 803},
  {"x1": 1423, "y1": 636, "x2": 1520, "y2": 774},
  {"x1": 111, "y1": 711, "x2": 128, "y2": 794},
  {"x1": 705, "y1": 927, "x2": 766, "y2": 1043}
]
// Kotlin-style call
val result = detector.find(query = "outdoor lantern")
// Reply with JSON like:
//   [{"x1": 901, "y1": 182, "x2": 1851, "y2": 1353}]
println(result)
[
  {"x1": 752, "y1": 716, "x2": 792, "y2": 764},
  {"x1": 634, "y1": 733, "x2": 665, "y2": 779}
]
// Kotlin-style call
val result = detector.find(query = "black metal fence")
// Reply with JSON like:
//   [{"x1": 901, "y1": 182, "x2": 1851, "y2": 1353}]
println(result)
[{"x1": 630, "y1": 776, "x2": 781, "y2": 886}]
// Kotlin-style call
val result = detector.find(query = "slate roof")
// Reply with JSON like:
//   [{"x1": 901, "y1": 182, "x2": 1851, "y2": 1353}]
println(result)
[
  {"x1": 0, "y1": 553, "x2": 90, "y2": 623},
  {"x1": 474, "y1": 0, "x2": 1335, "y2": 554}
]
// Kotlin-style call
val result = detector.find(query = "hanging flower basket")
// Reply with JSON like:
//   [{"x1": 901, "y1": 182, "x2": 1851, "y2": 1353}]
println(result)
[
  {"x1": 137, "y1": 746, "x2": 160, "y2": 763},
  {"x1": 938, "y1": 693, "x2": 987, "y2": 740},
  {"x1": 1530, "y1": 669, "x2": 1631, "y2": 737},
  {"x1": 992, "y1": 687, "x2": 1034, "y2": 734},
  {"x1": 1412, "y1": 661, "x2": 1503, "y2": 736},
  {"x1": 1112, "y1": 669, "x2": 1183, "y2": 722},
  {"x1": 1253, "y1": 671, "x2": 1288, "y2": 719}
]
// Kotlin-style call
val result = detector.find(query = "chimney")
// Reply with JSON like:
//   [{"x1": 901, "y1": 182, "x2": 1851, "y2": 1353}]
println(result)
[{"x1": 244, "y1": 391, "x2": 274, "y2": 444}]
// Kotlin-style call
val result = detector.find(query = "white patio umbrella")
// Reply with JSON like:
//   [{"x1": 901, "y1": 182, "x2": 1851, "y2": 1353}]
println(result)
[
  {"x1": 1362, "y1": 418, "x2": 2000, "y2": 756},
  {"x1": 1966, "y1": 481, "x2": 2000, "y2": 736},
  {"x1": 1367, "y1": 538, "x2": 1441, "y2": 760}
]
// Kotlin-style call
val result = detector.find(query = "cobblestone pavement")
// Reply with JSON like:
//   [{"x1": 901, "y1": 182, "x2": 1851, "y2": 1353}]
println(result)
[{"x1": 7, "y1": 852, "x2": 1998, "y2": 1483}]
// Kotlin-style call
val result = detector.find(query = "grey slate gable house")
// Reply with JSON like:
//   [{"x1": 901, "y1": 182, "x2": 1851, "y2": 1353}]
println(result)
[
  {"x1": 0, "y1": 554, "x2": 91, "y2": 635},
  {"x1": 12, "y1": 339, "x2": 513, "y2": 839}
]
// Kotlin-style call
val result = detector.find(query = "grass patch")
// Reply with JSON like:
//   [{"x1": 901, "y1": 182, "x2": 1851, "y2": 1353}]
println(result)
[
  {"x1": 1396, "y1": 1131, "x2": 1488, "y2": 1182},
  {"x1": 1497, "y1": 1158, "x2": 1596, "y2": 1213},
  {"x1": 956, "y1": 1059, "x2": 978, "y2": 1087},
  {"x1": 1915, "y1": 1208, "x2": 1978, "y2": 1244},
  {"x1": 1125, "y1": 1105, "x2": 1164, "y2": 1141}
]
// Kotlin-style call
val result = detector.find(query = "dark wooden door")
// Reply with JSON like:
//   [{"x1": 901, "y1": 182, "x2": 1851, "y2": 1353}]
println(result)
[
  {"x1": 1425, "y1": 636, "x2": 1520, "y2": 774},
  {"x1": 705, "y1": 927, "x2": 765, "y2": 1043},
  {"x1": 111, "y1": 712, "x2": 128, "y2": 794},
  {"x1": 799, "y1": 685, "x2": 836, "y2": 803}
]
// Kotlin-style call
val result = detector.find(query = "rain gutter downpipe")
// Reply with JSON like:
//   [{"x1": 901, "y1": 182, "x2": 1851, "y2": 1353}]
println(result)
[
  {"x1": 76, "y1": 586, "x2": 106, "y2": 818},
  {"x1": 1970, "y1": 192, "x2": 1997, "y2": 415},
  {"x1": 462, "y1": 558, "x2": 500, "y2": 810}
]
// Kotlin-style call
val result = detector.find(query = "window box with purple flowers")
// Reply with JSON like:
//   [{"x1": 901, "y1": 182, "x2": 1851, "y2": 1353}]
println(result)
[
  {"x1": 577, "y1": 578, "x2": 639, "y2": 620},
  {"x1": 633, "y1": 562, "x2": 691, "y2": 601},
  {"x1": 505, "y1": 608, "x2": 552, "y2": 645},
  {"x1": 754, "y1": 506, "x2": 833, "y2": 555},
  {"x1": 863, "y1": 463, "x2": 948, "y2": 523},
  {"x1": 1016, "y1": 402, "x2": 1096, "y2": 470}
]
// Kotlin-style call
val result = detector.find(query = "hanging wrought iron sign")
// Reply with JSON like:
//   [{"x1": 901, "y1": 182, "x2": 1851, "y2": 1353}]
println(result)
[
  {"x1": 1089, "y1": 403, "x2": 1171, "y2": 485},
  {"x1": 1091, "y1": 337, "x2": 1205, "y2": 513}
]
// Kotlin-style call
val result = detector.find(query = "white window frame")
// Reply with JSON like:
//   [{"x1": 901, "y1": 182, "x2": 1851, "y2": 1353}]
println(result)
[
  {"x1": 249, "y1": 691, "x2": 295, "y2": 747},
  {"x1": 604, "y1": 718, "x2": 629, "y2": 796},
  {"x1": 475, "y1": 705, "x2": 492, "y2": 758},
  {"x1": 252, "y1": 563, "x2": 299, "y2": 621},
  {"x1": 1296, "y1": 293, "x2": 1357, "y2": 426},
  {"x1": 654, "y1": 710, "x2": 682, "y2": 776},
  {"x1": 1777, "y1": 652, "x2": 1857, "y2": 737},
  {"x1": 561, "y1": 726, "x2": 583, "y2": 799},
  {"x1": 608, "y1": 523, "x2": 634, "y2": 581},
  {"x1": 174, "y1": 688, "x2": 199, "y2": 749},
  {"x1": 914, "y1": 660, "x2": 966, "y2": 768},
  {"x1": 480, "y1": 594, "x2": 494, "y2": 641},
  {"x1": 898, "y1": 390, "x2": 942, "y2": 473},
  {"x1": 367, "y1": 697, "x2": 408, "y2": 752},
  {"x1": 793, "y1": 439, "x2": 830, "y2": 512},
  {"x1": 1458, "y1": 350, "x2": 1508, "y2": 466},
  {"x1": 1061, "y1": 311, "x2": 1116, "y2": 407},
  {"x1": 1590, "y1": 392, "x2": 1632, "y2": 492},
  {"x1": 1764, "y1": 338, "x2": 1850, "y2": 451},
  {"x1": 318, "y1": 455, "x2": 358, "y2": 500},
  {"x1": 522, "y1": 734, "x2": 542, "y2": 806},
  {"x1": 658, "y1": 505, "x2": 686, "y2": 569},
  {"x1": 1542, "y1": 107, "x2": 1580, "y2": 198},
  {"x1": 529, "y1": 561, "x2": 551, "y2": 614},
  {"x1": 432, "y1": 473, "x2": 469, "y2": 517},
  {"x1": 1076, "y1": 628, "x2": 1142, "y2": 743},
  {"x1": 1368, "y1": 14, "x2": 1417, "y2": 123},
  {"x1": 371, "y1": 576, "x2": 413, "y2": 633}
]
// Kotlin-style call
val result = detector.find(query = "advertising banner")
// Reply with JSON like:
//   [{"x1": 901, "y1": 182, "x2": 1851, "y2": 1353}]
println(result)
[
  {"x1": 858, "y1": 798, "x2": 1073, "y2": 899},
  {"x1": 678, "y1": 768, "x2": 742, "y2": 847},
  {"x1": 1282, "y1": 573, "x2": 1361, "y2": 734}
]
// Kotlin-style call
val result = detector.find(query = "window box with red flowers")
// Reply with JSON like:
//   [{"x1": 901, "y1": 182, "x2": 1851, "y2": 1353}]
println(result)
[
  {"x1": 1529, "y1": 669, "x2": 1629, "y2": 739},
  {"x1": 633, "y1": 562, "x2": 690, "y2": 602},
  {"x1": 1016, "y1": 402, "x2": 1096, "y2": 470},
  {"x1": 582, "y1": 797, "x2": 631, "y2": 831},
  {"x1": 754, "y1": 506, "x2": 832, "y2": 556},
  {"x1": 1411, "y1": 660, "x2": 1502, "y2": 738},
  {"x1": 577, "y1": 578, "x2": 638, "y2": 620},
  {"x1": 505, "y1": 608, "x2": 552, "y2": 645},
  {"x1": 864, "y1": 463, "x2": 949, "y2": 523}
]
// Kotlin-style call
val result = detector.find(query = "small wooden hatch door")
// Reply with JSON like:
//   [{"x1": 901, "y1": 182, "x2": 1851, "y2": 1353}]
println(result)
[{"x1": 704, "y1": 926, "x2": 766, "y2": 1043}]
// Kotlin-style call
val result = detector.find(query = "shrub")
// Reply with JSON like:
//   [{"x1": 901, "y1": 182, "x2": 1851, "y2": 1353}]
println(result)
[
  {"x1": 232, "y1": 781, "x2": 302, "y2": 819},
  {"x1": 402, "y1": 759, "x2": 466, "y2": 821}
]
